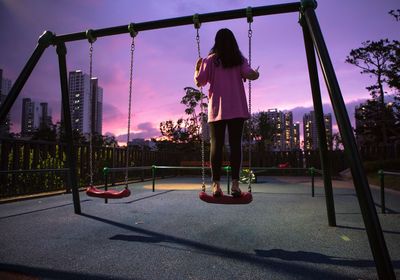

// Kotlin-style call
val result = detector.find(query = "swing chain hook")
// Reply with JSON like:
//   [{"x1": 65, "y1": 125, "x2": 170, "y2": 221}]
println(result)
[
  {"x1": 128, "y1": 23, "x2": 138, "y2": 38},
  {"x1": 86, "y1": 29, "x2": 97, "y2": 44},
  {"x1": 193, "y1": 14, "x2": 202, "y2": 59},
  {"x1": 247, "y1": 7, "x2": 253, "y2": 64},
  {"x1": 193, "y1": 13, "x2": 201, "y2": 30},
  {"x1": 246, "y1": 6, "x2": 253, "y2": 23}
]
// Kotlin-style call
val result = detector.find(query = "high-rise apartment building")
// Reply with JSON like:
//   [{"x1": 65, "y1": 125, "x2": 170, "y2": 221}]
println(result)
[
  {"x1": 303, "y1": 112, "x2": 317, "y2": 151},
  {"x1": 303, "y1": 111, "x2": 333, "y2": 151},
  {"x1": 293, "y1": 122, "x2": 301, "y2": 150},
  {"x1": 39, "y1": 102, "x2": 53, "y2": 129},
  {"x1": 355, "y1": 102, "x2": 370, "y2": 146},
  {"x1": 21, "y1": 98, "x2": 53, "y2": 137},
  {"x1": 266, "y1": 109, "x2": 299, "y2": 151},
  {"x1": 68, "y1": 70, "x2": 91, "y2": 134},
  {"x1": 0, "y1": 69, "x2": 12, "y2": 136},
  {"x1": 21, "y1": 98, "x2": 39, "y2": 137},
  {"x1": 324, "y1": 114, "x2": 333, "y2": 150},
  {"x1": 283, "y1": 112, "x2": 292, "y2": 150},
  {"x1": 68, "y1": 70, "x2": 103, "y2": 136},
  {"x1": 266, "y1": 109, "x2": 284, "y2": 151},
  {"x1": 1, "y1": 80, "x2": 12, "y2": 95},
  {"x1": 91, "y1": 77, "x2": 103, "y2": 135}
]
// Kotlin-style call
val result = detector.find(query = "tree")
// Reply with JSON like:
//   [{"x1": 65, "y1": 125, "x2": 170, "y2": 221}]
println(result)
[
  {"x1": 159, "y1": 118, "x2": 188, "y2": 142},
  {"x1": 103, "y1": 135, "x2": 118, "y2": 147},
  {"x1": 181, "y1": 87, "x2": 207, "y2": 118},
  {"x1": 346, "y1": 39, "x2": 393, "y2": 104},
  {"x1": 355, "y1": 97, "x2": 399, "y2": 147},
  {"x1": 386, "y1": 10, "x2": 400, "y2": 128},
  {"x1": 159, "y1": 87, "x2": 207, "y2": 144},
  {"x1": 332, "y1": 132, "x2": 343, "y2": 150},
  {"x1": 92, "y1": 133, "x2": 105, "y2": 147},
  {"x1": 181, "y1": 87, "x2": 208, "y2": 142},
  {"x1": 346, "y1": 39, "x2": 400, "y2": 145},
  {"x1": 385, "y1": 40, "x2": 400, "y2": 91},
  {"x1": 389, "y1": 9, "x2": 400, "y2": 22},
  {"x1": 248, "y1": 112, "x2": 276, "y2": 151},
  {"x1": 31, "y1": 125, "x2": 57, "y2": 141},
  {"x1": 56, "y1": 121, "x2": 87, "y2": 144}
]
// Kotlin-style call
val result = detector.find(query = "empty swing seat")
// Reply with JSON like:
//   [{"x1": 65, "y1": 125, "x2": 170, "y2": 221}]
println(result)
[
  {"x1": 199, "y1": 191, "x2": 253, "y2": 204},
  {"x1": 86, "y1": 186, "x2": 131, "y2": 199}
]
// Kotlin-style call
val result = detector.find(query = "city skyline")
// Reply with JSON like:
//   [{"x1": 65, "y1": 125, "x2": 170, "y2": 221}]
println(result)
[
  {"x1": 0, "y1": 0, "x2": 398, "y2": 141},
  {"x1": 3, "y1": 69, "x2": 333, "y2": 151},
  {"x1": 1, "y1": 66, "x2": 396, "y2": 150}
]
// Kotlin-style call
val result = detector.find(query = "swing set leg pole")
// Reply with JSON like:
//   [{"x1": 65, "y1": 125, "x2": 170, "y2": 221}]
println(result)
[
  {"x1": 300, "y1": 17, "x2": 335, "y2": 226},
  {"x1": 57, "y1": 42, "x2": 81, "y2": 214},
  {"x1": 302, "y1": 4, "x2": 395, "y2": 279}
]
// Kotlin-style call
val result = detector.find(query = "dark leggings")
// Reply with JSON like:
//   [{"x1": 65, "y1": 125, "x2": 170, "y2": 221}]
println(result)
[{"x1": 209, "y1": 118, "x2": 245, "y2": 182}]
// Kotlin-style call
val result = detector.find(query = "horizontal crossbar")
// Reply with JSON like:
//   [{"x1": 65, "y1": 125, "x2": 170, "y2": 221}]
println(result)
[
  {"x1": 381, "y1": 171, "x2": 400, "y2": 177},
  {"x1": 53, "y1": 2, "x2": 301, "y2": 43},
  {"x1": 0, "y1": 168, "x2": 69, "y2": 174}
]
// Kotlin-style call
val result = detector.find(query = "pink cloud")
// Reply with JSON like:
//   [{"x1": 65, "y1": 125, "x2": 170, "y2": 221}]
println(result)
[{"x1": 2, "y1": 0, "x2": 398, "y2": 141}]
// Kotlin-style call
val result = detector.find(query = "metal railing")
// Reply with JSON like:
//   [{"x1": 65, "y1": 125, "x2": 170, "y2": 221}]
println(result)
[
  {"x1": 378, "y1": 170, "x2": 400, "y2": 214},
  {"x1": 149, "y1": 165, "x2": 320, "y2": 196}
]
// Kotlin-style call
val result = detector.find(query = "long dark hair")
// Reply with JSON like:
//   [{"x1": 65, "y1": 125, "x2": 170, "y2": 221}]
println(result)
[{"x1": 209, "y1": 28, "x2": 243, "y2": 68}]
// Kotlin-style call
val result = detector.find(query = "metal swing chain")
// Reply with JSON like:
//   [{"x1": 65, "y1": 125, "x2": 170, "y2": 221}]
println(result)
[
  {"x1": 125, "y1": 24, "x2": 138, "y2": 188},
  {"x1": 89, "y1": 42, "x2": 94, "y2": 186},
  {"x1": 125, "y1": 37, "x2": 136, "y2": 188},
  {"x1": 247, "y1": 7, "x2": 253, "y2": 193},
  {"x1": 86, "y1": 29, "x2": 96, "y2": 187},
  {"x1": 194, "y1": 15, "x2": 206, "y2": 192}
]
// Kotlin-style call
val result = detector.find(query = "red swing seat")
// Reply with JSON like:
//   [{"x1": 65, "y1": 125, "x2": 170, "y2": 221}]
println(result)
[
  {"x1": 199, "y1": 191, "x2": 253, "y2": 204},
  {"x1": 86, "y1": 186, "x2": 131, "y2": 199},
  {"x1": 278, "y1": 162, "x2": 290, "y2": 168}
]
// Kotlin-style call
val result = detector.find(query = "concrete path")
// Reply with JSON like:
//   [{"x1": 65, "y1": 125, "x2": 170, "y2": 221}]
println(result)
[{"x1": 0, "y1": 176, "x2": 399, "y2": 279}]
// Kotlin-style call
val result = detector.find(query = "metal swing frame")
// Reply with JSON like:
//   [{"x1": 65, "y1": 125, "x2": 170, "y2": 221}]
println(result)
[{"x1": 0, "y1": 1, "x2": 395, "y2": 278}]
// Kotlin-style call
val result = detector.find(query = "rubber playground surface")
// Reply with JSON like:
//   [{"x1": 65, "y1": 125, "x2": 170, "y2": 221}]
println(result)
[{"x1": 0, "y1": 176, "x2": 399, "y2": 280}]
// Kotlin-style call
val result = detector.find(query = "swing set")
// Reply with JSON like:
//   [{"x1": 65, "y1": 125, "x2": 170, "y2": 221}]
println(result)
[
  {"x1": 85, "y1": 15, "x2": 253, "y2": 203},
  {"x1": 0, "y1": 1, "x2": 395, "y2": 278}
]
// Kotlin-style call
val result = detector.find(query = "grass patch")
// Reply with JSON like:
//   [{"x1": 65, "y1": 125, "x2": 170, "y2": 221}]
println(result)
[
  {"x1": 368, "y1": 173, "x2": 400, "y2": 191},
  {"x1": 363, "y1": 159, "x2": 400, "y2": 191}
]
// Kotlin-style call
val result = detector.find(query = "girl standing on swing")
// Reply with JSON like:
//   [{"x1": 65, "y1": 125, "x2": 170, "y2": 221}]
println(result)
[{"x1": 194, "y1": 28, "x2": 260, "y2": 197}]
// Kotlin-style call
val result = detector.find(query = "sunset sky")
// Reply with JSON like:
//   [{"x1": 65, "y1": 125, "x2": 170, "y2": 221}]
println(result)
[{"x1": 0, "y1": 0, "x2": 398, "y2": 142}]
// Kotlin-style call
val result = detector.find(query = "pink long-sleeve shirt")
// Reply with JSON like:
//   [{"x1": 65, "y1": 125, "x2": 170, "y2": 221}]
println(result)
[{"x1": 195, "y1": 54, "x2": 252, "y2": 123}]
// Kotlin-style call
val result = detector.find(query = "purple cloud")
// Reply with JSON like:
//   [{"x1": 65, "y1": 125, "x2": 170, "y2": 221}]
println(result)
[
  {"x1": 1, "y1": 0, "x2": 398, "y2": 140},
  {"x1": 116, "y1": 121, "x2": 160, "y2": 142}
]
